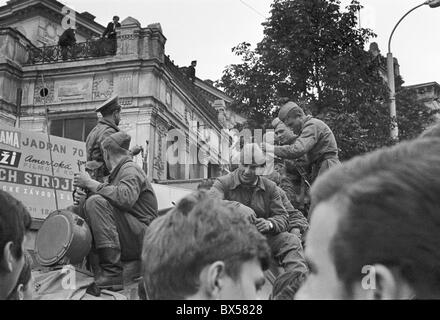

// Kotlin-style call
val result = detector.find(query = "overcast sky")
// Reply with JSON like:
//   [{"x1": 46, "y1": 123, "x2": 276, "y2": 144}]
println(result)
[{"x1": 11, "y1": 0, "x2": 440, "y2": 85}]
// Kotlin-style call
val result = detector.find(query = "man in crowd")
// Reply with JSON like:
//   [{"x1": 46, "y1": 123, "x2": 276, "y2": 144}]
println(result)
[
  {"x1": 263, "y1": 101, "x2": 340, "y2": 183},
  {"x1": 296, "y1": 137, "x2": 440, "y2": 299},
  {"x1": 86, "y1": 95, "x2": 121, "y2": 182},
  {"x1": 86, "y1": 95, "x2": 141, "y2": 182},
  {"x1": 272, "y1": 117, "x2": 311, "y2": 214},
  {"x1": 186, "y1": 60, "x2": 197, "y2": 83},
  {"x1": 142, "y1": 191, "x2": 271, "y2": 300},
  {"x1": 58, "y1": 27, "x2": 76, "y2": 60},
  {"x1": 0, "y1": 191, "x2": 31, "y2": 300},
  {"x1": 102, "y1": 16, "x2": 121, "y2": 40},
  {"x1": 209, "y1": 143, "x2": 308, "y2": 274},
  {"x1": 74, "y1": 132, "x2": 158, "y2": 291}
]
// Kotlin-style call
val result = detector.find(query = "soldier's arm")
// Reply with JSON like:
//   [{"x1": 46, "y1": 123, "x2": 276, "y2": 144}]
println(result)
[
  {"x1": 267, "y1": 187, "x2": 289, "y2": 234},
  {"x1": 280, "y1": 188, "x2": 309, "y2": 234},
  {"x1": 209, "y1": 179, "x2": 226, "y2": 200},
  {"x1": 274, "y1": 122, "x2": 318, "y2": 160},
  {"x1": 95, "y1": 165, "x2": 142, "y2": 211}
]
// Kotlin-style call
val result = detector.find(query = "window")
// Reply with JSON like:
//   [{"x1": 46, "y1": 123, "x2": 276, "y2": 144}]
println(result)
[{"x1": 50, "y1": 116, "x2": 97, "y2": 142}]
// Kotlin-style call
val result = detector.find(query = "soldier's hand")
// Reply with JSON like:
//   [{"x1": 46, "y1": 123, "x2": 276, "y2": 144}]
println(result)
[
  {"x1": 290, "y1": 228, "x2": 302, "y2": 239},
  {"x1": 255, "y1": 218, "x2": 273, "y2": 233},
  {"x1": 73, "y1": 188, "x2": 87, "y2": 206},
  {"x1": 130, "y1": 145, "x2": 143, "y2": 156},
  {"x1": 74, "y1": 172, "x2": 92, "y2": 189},
  {"x1": 261, "y1": 143, "x2": 275, "y2": 154}
]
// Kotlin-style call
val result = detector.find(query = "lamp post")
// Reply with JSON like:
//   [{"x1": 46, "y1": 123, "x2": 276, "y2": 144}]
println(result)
[{"x1": 387, "y1": 0, "x2": 440, "y2": 141}]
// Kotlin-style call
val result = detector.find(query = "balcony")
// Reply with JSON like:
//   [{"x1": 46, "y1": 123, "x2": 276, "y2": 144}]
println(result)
[{"x1": 27, "y1": 38, "x2": 117, "y2": 64}]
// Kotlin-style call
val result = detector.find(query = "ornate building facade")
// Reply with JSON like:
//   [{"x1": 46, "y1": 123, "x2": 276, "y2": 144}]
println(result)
[{"x1": 0, "y1": 0, "x2": 236, "y2": 185}]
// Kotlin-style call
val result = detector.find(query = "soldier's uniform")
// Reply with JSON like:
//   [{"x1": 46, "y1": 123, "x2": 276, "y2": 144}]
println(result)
[
  {"x1": 276, "y1": 103, "x2": 340, "y2": 184},
  {"x1": 272, "y1": 118, "x2": 311, "y2": 215},
  {"x1": 85, "y1": 96, "x2": 121, "y2": 182}
]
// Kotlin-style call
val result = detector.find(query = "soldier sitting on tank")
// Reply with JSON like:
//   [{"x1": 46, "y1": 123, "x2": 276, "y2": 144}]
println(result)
[
  {"x1": 209, "y1": 143, "x2": 308, "y2": 275},
  {"x1": 73, "y1": 132, "x2": 158, "y2": 291}
]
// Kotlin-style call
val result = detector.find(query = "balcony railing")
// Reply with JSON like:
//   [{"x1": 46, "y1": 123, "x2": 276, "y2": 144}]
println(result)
[{"x1": 27, "y1": 38, "x2": 117, "y2": 65}]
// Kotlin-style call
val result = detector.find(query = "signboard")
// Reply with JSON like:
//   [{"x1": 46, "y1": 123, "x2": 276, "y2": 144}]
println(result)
[
  {"x1": 0, "y1": 124, "x2": 194, "y2": 223},
  {"x1": 0, "y1": 125, "x2": 86, "y2": 220}
]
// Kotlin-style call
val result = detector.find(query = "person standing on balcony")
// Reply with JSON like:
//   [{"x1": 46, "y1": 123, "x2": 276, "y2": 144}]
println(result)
[
  {"x1": 186, "y1": 60, "x2": 197, "y2": 83},
  {"x1": 102, "y1": 16, "x2": 120, "y2": 54},
  {"x1": 103, "y1": 16, "x2": 121, "y2": 40},
  {"x1": 58, "y1": 27, "x2": 76, "y2": 60}
]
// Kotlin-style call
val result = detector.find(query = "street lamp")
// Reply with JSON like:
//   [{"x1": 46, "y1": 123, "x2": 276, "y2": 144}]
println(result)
[{"x1": 387, "y1": 0, "x2": 440, "y2": 141}]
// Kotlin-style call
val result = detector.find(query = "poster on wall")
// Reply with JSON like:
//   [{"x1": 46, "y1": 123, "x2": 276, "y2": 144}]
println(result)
[{"x1": 0, "y1": 125, "x2": 86, "y2": 221}]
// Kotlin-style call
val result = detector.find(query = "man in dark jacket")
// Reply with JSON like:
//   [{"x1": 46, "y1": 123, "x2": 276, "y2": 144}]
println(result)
[
  {"x1": 74, "y1": 132, "x2": 158, "y2": 291},
  {"x1": 85, "y1": 96, "x2": 121, "y2": 182},
  {"x1": 58, "y1": 27, "x2": 76, "y2": 60},
  {"x1": 102, "y1": 16, "x2": 121, "y2": 39},
  {"x1": 209, "y1": 143, "x2": 308, "y2": 274},
  {"x1": 186, "y1": 60, "x2": 197, "y2": 82},
  {"x1": 264, "y1": 102, "x2": 340, "y2": 183},
  {"x1": 272, "y1": 117, "x2": 311, "y2": 213}
]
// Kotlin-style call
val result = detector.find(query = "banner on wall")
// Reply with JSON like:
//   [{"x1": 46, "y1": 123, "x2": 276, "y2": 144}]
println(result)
[
  {"x1": 0, "y1": 124, "x2": 194, "y2": 223},
  {"x1": 0, "y1": 125, "x2": 86, "y2": 220}
]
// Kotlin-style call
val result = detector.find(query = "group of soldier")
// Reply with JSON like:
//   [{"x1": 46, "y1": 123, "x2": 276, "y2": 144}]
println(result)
[{"x1": 66, "y1": 94, "x2": 340, "y2": 296}]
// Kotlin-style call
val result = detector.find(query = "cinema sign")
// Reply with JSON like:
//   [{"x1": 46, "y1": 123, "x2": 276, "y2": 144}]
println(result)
[{"x1": 0, "y1": 125, "x2": 86, "y2": 221}]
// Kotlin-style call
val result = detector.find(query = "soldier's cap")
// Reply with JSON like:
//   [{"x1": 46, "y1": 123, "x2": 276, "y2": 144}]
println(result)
[
  {"x1": 95, "y1": 95, "x2": 121, "y2": 114},
  {"x1": 271, "y1": 117, "x2": 282, "y2": 129},
  {"x1": 278, "y1": 101, "x2": 303, "y2": 121},
  {"x1": 102, "y1": 131, "x2": 131, "y2": 153}
]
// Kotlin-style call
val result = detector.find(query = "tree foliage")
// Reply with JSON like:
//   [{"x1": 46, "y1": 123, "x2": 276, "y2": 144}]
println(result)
[{"x1": 219, "y1": 0, "x2": 435, "y2": 160}]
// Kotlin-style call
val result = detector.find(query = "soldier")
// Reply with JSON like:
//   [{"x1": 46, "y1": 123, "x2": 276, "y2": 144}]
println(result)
[
  {"x1": 85, "y1": 95, "x2": 142, "y2": 182},
  {"x1": 263, "y1": 102, "x2": 340, "y2": 183},
  {"x1": 209, "y1": 143, "x2": 308, "y2": 275},
  {"x1": 74, "y1": 132, "x2": 158, "y2": 291},
  {"x1": 86, "y1": 95, "x2": 121, "y2": 182},
  {"x1": 271, "y1": 117, "x2": 311, "y2": 216}
]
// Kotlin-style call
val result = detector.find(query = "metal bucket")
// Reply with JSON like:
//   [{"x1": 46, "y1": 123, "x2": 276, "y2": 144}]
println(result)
[{"x1": 35, "y1": 210, "x2": 92, "y2": 267}]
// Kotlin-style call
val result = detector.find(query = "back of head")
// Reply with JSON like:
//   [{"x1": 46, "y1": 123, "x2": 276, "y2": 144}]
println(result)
[
  {"x1": 141, "y1": 191, "x2": 270, "y2": 300},
  {"x1": 0, "y1": 191, "x2": 31, "y2": 268},
  {"x1": 101, "y1": 131, "x2": 131, "y2": 156},
  {"x1": 311, "y1": 137, "x2": 440, "y2": 298}
]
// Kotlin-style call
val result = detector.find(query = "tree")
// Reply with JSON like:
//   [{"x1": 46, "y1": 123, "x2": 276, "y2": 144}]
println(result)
[{"x1": 219, "y1": 0, "x2": 435, "y2": 160}]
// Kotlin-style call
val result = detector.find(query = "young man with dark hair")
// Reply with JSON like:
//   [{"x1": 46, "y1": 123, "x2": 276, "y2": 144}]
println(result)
[
  {"x1": 0, "y1": 191, "x2": 32, "y2": 300},
  {"x1": 296, "y1": 137, "x2": 440, "y2": 299},
  {"x1": 142, "y1": 192, "x2": 270, "y2": 300},
  {"x1": 102, "y1": 16, "x2": 121, "y2": 40}
]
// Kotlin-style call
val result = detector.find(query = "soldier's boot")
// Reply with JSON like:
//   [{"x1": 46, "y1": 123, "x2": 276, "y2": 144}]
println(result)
[{"x1": 95, "y1": 247, "x2": 124, "y2": 291}]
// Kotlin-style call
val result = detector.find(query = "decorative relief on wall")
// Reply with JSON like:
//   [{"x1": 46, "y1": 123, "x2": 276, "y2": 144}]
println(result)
[
  {"x1": 34, "y1": 78, "x2": 55, "y2": 105},
  {"x1": 55, "y1": 79, "x2": 92, "y2": 102},
  {"x1": 153, "y1": 123, "x2": 167, "y2": 180},
  {"x1": 119, "y1": 98, "x2": 133, "y2": 106},
  {"x1": 165, "y1": 86, "x2": 172, "y2": 108},
  {"x1": 92, "y1": 75, "x2": 114, "y2": 100},
  {"x1": 116, "y1": 72, "x2": 134, "y2": 96}
]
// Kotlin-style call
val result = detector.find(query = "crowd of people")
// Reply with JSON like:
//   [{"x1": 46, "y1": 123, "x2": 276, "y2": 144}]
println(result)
[{"x1": 2, "y1": 96, "x2": 440, "y2": 300}]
